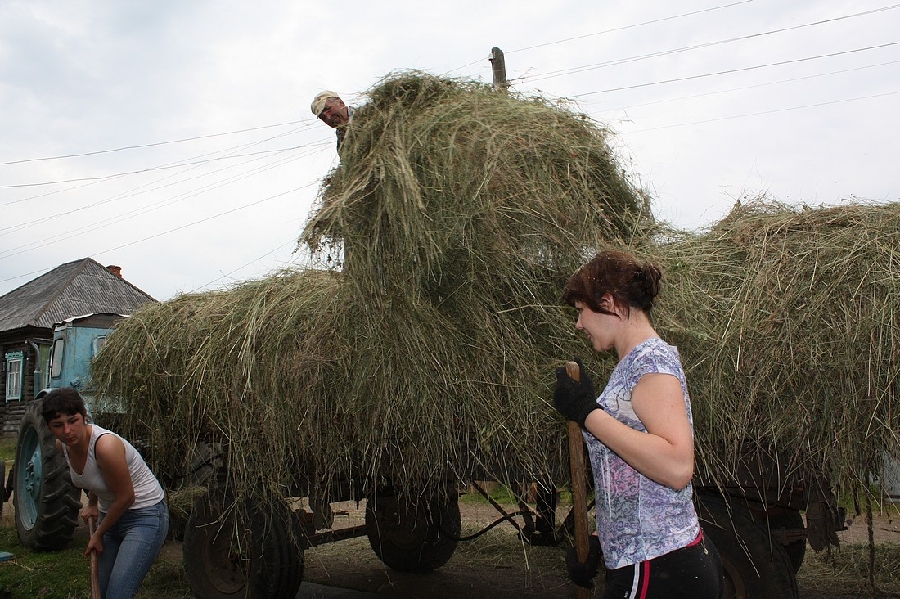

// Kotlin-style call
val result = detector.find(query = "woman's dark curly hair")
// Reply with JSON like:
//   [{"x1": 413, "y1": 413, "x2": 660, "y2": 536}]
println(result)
[
  {"x1": 41, "y1": 387, "x2": 88, "y2": 423},
  {"x1": 562, "y1": 249, "x2": 662, "y2": 317}
]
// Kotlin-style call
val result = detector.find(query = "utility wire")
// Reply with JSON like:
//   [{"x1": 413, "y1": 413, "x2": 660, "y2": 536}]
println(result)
[
  {"x1": 445, "y1": 0, "x2": 758, "y2": 73},
  {"x1": 192, "y1": 235, "x2": 303, "y2": 293},
  {"x1": 521, "y1": 4, "x2": 900, "y2": 84},
  {"x1": 509, "y1": 0, "x2": 758, "y2": 54},
  {"x1": 571, "y1": 42, "x2": 899, "y2": 98},
  {"x1": 0, "y1": 119, "x2": 316, "y2": 166},
  {"x1": 587, "y1": 59, "x2": 900, "y2": 113},
  {"x1": 1, "y1": 144, "x2": 319, "y2": 239},
  {"x1": 3, "y1": 4, "x2": 890, "y2": 173},
  {"x1": 1, "y1": 125, "x2": 324, "y2": 205},
  {"x1": 0, "y1": 180, "x2": 320, "y2": 287},
  {"x1": 625, "y1": 90, "x2": 899, "y2": 133},
  {"x1": 0, "y1": 147, "x2": 316, "y2": 259},
  {"x1": 2, "y1": 143, "x2": 323, "y2": 189},
  {"x1": 1, "y1": 127, "x2": 321, "y2": 234}
]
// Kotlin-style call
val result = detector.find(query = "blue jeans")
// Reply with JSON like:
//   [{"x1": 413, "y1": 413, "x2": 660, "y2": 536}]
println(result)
[{"x1": 97, "y1": 501, "x2": 169, "y2": 599}]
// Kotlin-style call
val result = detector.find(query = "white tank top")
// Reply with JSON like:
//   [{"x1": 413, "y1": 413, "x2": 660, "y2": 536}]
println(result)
[{"x1": 65, "y1": 424, "x2": 165, "y2": 513}]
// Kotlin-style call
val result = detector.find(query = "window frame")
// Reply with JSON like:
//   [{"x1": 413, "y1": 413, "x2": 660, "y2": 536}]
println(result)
[{"x1": 5, "y1": 351, "x2": 24, "y2": 401}]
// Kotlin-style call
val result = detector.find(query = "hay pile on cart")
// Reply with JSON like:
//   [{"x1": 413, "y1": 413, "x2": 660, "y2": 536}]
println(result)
[
  {"x1": 652, "y1": 198, "x2": 900, "y2": 504},
  {"x1": 91, "y1": 72, "x2": 653, "y2": 503},
  {"x1": 86, "y1": 72, "x2": 900, "y2": 599}
]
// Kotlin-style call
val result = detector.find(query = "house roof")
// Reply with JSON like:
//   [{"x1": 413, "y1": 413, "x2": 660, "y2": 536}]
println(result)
[{"x1": 0, "y1": 258, "x2": 156, "y2": 333}]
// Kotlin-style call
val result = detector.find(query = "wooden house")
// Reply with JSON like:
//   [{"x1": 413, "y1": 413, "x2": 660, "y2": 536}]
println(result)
[{"x1": 0, "y1": 259, "x2": 155, "y2": 436}]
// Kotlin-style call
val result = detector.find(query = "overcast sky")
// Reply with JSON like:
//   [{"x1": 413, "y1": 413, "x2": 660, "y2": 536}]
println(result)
[{"x1": 1, "y1": 0, "x2": 897, "y2": 301}]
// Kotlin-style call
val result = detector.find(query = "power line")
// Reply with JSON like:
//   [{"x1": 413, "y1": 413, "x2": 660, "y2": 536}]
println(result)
[
  {"x1": 0, "y1": 126, "x2": 324, "y2": 235},
  {"x1": 521, "y1": 4, "x2": 900, "y2": 84},
  {"x1": 586, "y1": 59, "x2": 900, "y2": 113},
  {"x1": 2, "y1": 143, "x2": 325, "y2": 189},
  {"x1": 192, "y1": 235, "x2": 304, "y2": 293},
  {"x1": 444, "y1": 0, "x2": 759, "y2": 73},
  {"x1": 572, "y1": 42, "x2": 899, "y2": 98},
  {"x1": 509, "y1": 0, "x2": 758, "y2": 54},
  {"x1": 4, "y1": 4, "x2": 891, "y2": 175},
  {"x1": 1, "y1": 124, "x2": 323, "y2": 205},
  {"x1": 0, "y1": 180, "x2": 320, "y2": 287},
  {"x1": 0, "y1": 119, "x2": 315, "y2": 166},
  {"x1": 0, "y1": 146, "x2": 317, "y2": 259},
  {"x1": 0, "y1": 144, "x2": 319, "y2": 239},
  {"x1": 624, "y1": 89, "x2": 899, "y2": 133}
]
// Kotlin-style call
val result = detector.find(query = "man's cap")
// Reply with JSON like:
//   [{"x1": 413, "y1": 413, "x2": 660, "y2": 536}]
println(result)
[{"x1": 311, "y1": 90, "x2": 340, "y2": 116}]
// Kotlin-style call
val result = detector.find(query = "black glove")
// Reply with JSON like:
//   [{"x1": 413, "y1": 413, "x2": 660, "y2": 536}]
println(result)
[
  {"x1": 566, "y1": 535, "x2": 602, "y2": 589},
  {"x1": 553, "y1": 358, "x2": 598, "y2": 428}
]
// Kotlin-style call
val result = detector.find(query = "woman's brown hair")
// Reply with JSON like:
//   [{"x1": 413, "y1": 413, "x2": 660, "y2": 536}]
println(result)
[{"x1": 562, "y1": 250, "x2": 662, "y2": 316}]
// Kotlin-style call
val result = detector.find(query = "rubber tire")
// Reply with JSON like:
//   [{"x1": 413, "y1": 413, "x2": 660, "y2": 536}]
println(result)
[
  {"x1": 366, "y1": 491, "x2": 461, "y2": 573},
  {"x1": 13, "y1": 400, "x2": 81, "y2": 551},
  {"x1": 697, "y1": 493, "x2": 799, "y2": 599},
  {"x1": 168, "y1": 443, "x2": 227, "y2": 542},
  {"x1": 183, "y1": 491, "x2": 304, "y2": 599},
  {"x1": 763, "y1": 511, "x2": 807, "y2": 573}
]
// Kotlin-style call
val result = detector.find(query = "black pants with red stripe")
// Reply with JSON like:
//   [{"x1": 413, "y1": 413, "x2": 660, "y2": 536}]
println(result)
[{"x1": 602, "y1": 531, "x2": 724, "y2": 599}]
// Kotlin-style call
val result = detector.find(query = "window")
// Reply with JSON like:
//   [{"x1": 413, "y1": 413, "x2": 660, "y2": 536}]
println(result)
[
  {"x1": 50, "y1": 338, "x2": 65, "y2": 379},
  {"x1": 5, "y1": 351, "x2": 24, "y2": 401},
  {"x1": 92, "y1": 336, "x2": 107, "y2": 357}
]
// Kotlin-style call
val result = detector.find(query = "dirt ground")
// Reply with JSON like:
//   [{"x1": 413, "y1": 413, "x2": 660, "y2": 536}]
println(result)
[
  {"x1": 293, "y1": 500, "x2": 900, "y2": 599},
  {"x1": 7, "y1": 494, "x2": 900, "y2": 598}
]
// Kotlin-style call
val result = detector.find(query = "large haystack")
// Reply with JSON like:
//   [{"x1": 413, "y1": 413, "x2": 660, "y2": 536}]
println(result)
[
  {"x1": 650, "y1": 199, "x2": 900, "y2": 497},
  {"x1": 92, "y1": 72, "x2": 652, "y2": 503}
]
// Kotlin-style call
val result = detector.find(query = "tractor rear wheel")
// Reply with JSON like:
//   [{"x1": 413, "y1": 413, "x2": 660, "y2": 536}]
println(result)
[{"x1": 13, "y1": 400, "x2": 81, "y2": 551}]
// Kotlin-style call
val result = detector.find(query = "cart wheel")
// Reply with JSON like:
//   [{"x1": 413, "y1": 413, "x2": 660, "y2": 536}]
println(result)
[
  {"x1": 697, "y1": 493, "x2": 799, "y2": 599},
  {"x1": 366, "y1": 490, "x2": 460, "y2": 573},
  {"x1": 13, "y1": 400, "x2": 81, "y2": 550},
  {"x1": 183, "y1": 490, "x2": 304, "y2": 599},
  {"x1": 763, "y1": 510, "x2": 807, "y2": 573}
]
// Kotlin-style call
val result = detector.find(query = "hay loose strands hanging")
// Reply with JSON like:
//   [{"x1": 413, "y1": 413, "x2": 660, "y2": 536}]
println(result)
[
  {"x1": 92, "y1": 72, "x2": 653, "y2": 506},
  {"x1": 650, "y1": 198, "x2": 900, "y2": 499}
]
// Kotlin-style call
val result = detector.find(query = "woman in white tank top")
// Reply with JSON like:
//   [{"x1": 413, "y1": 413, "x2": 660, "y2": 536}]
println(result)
[{"x1": 42, "y1": 387, "x2": 168, "y2": 599}]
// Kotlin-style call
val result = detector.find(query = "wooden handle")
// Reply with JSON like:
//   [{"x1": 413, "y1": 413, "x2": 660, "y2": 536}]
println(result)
[
  {"x1": 88, "y1": 516, "x2": 101, "y2": 599},
  {"x1": 565, "y1": 361, "x2": 593, "y2": 598}
]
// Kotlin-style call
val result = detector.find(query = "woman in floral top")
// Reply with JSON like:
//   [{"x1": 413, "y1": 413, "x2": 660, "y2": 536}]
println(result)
[{"x1": 553, "y1": 250, "x2": 723, "y2": 598}]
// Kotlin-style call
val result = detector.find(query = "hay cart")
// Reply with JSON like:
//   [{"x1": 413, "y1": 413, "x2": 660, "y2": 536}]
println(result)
[{"x1": 13, "y1": 75, "x2": 890, "y2": 599}]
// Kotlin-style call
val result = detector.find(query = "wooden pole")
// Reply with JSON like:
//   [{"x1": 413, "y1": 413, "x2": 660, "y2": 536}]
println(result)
[
  {"x1": 88, "y1": 516, "x2": 101, "y2": 599},
  {"x1": 566, "y1": 361, "x2": 593, "y2": 599},
  {"x1": 489, "y1": 47, "x2": 509, "y2": 90}
]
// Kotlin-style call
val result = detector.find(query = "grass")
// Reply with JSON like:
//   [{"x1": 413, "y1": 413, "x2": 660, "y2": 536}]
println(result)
[
  {"x1": 0, "y1": 515, "x2": 190, "y2": 599},
  {"x1": 797, "y1": 542, "x2": 900, "y2": 597},
  {"x1": 3, "y1": 489, "x2": 900, "y2": 598},
  {"x1": 0, "y1": 439, "x2": 14, "y2": 463}
]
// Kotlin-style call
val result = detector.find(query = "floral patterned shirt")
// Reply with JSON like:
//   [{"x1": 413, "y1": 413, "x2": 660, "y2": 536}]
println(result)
[{"x1": 584, "y1": 337, "x2": 700, "y2": 569}]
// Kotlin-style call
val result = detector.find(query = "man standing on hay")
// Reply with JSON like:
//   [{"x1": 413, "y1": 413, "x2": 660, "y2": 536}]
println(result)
[{"x1": 311, "y1": 90, "x2": 353, "y2": 150}]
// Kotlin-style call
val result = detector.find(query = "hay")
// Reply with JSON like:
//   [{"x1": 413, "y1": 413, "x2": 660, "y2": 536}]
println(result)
[
  {"x1": 91, "y1": 268, "x2": 351, "y2": 502},
  {"x1": 91, "y1": 73, "x2": 898, "y2": 511},
  {"x1": 649, "y1": 198, "x2": 900, "y2": 496},
  {"x1": 91, "y1": 72, "x2": 652, "y2": 503}
]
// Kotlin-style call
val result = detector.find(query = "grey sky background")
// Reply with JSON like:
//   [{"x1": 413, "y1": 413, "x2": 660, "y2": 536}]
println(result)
[{"x1": 1, "y1": 0, "x2": 897, "y2": 301}]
